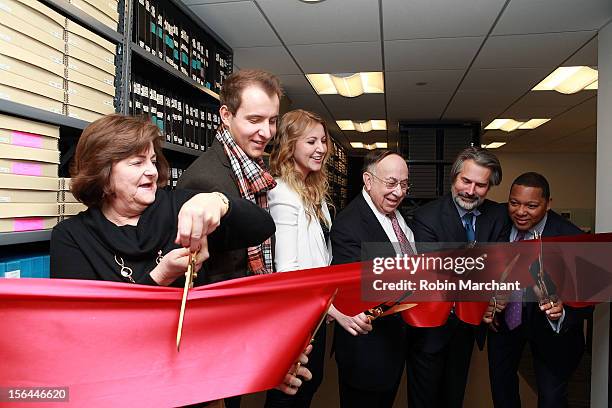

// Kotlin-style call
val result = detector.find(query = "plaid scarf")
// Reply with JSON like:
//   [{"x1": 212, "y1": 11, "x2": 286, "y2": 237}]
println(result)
[{"x1": 216, "y1": 126, "x2": 276, "y2": 274}]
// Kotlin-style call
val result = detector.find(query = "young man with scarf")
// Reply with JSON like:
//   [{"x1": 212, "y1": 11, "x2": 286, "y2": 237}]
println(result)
[
  {"x1": 178, "y1": 69, "x2": 281, "y2": 282},
  {"x1": 177, "y1": 70, "x2": 289, "y2": 407}
]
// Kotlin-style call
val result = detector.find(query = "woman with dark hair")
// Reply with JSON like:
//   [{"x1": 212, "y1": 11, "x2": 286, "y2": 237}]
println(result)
[
  {"x1": 50, "y1": 114, "x2": 311, "y2": 399},
  {"x1": 264, "y1": 110, "x2": 371, "y2": 408}
]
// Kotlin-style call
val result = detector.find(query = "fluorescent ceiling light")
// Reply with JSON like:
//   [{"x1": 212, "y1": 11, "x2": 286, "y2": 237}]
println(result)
[
  {"x1": 306, "y1": 72, "x2": 384, "y2": 97},
  {"x1": 485, "y1": 118, "x2": 550, "y2": 132},
  {"x1": 337, "y1": 120, "x2": 386, "y2": 132},
  {"x1": 482, "y1": 142, "x2": 506, "y2": 149},
  {"x1": 532, "y1": 66, "x2": 598, "y2": 94},
  {"x1": 518, "y1": 118, "x2": 551, "y2": 129},
  {"x1": 350, "y1": 142, "x2": 388, "y2": 150}
]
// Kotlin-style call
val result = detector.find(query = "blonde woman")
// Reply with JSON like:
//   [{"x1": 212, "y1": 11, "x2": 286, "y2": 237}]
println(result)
[{"x1": 265, "y1": 110, "x2": 371, "y2": 408}]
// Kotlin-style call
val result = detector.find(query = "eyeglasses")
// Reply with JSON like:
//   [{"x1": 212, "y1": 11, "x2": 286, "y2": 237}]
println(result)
[{"x1": 368, "y1": 172, "x2": 410, "y2": 191}]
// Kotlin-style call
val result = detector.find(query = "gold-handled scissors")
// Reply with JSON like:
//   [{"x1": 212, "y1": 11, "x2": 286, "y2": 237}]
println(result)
[
  {"x1": 364, "y1": 290, "x2": 416, "y2": 322},
  {"x1": 176, "y1": 252, "x2": 198, "y2": 351}
]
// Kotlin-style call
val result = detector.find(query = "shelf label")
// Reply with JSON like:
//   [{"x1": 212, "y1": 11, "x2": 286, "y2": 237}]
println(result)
[
  {"x1": 10, "y1": 131, "x2": 43, "y2": 149},
  {"x1": 14, "y1": 218, "x2": 44, "y2": 232}
]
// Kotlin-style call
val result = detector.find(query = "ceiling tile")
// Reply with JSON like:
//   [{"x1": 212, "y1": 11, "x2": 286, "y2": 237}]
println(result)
[
  {"x1": 459, "y1": 67, "x2": 550, "y2": 93},
  {"x1": 387, "y1": 90, "x2": 454, "y2": 122},
  {"x1": 493, "y1": 0, "x2": 612, "y2": 35},
  {"x1": 258, "y1": 0, "x2": 379, "y2": 45},
  {"x1": 473, "y1": 31, "x2": 596, "y2": 69},
  {"x1": 505, "y1": 91, "x2": 595, "y2": 119},
  {"x1": 278, "y1": 74, "x2": 314, "y2": 96},
  {"x1": 386, "y1": 70, "x2": 464, "y2": 94},
  {"x1": 189, "y1": 1, "x2": 280, "y2": 48},
  {"x1": 443, "y1": 90, "x2": 526, "y2": 123},
  {"x1": 287, "y1": 93, "x2": 328, "y2": 114},
  {"x1": 565, "y1": 37, "x2": 598, "y2": 66},
  {"x1": 290, "y1": 42, "x2": 382, "y2": 73},
  {"x1": 233, "y1": 46, "x2": 301, "y2": 74},
  {"x1": 323, "y1": 94, "x2": 386, "y2": 120},
  {"x1": 383, "y1": 0, "x2": 505, "y2": 40},
  {"x1": 385, "y1": 37, "x2": 482, "y2": 70},
  {"x1": 508, "y1": 97, "x2": 597, "y2": 149}
]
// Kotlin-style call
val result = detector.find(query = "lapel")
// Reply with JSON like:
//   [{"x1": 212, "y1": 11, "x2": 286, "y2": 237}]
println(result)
[
  {"x1": 211, "y1": 138, "x2": 232, "y2": 170},
  {"x1": 356, "y1": 193, "x2": 392, "y2": 243},
  {"x1": 475, "y1": 200, "x2": 492, "y2": 242},
  {"x1": 442, "y1": 194, "x2": 468, "y2": 242}
]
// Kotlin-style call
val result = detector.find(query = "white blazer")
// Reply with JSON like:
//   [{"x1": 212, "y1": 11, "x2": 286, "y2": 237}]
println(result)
[{"x1": 268, "y1": 179, "x2": 332, "y2": 272}]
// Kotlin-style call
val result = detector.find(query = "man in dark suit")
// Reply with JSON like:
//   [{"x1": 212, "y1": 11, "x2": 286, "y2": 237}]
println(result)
[
  {"x1": 331, "y1": 150, "x2": 416, "y2": 408},
  {"x1": 486, "y1": 172, "x2": 593, "y2": 408},
  {"x1": 410, "y1": 146, "x2": 510, "y2": 408}
]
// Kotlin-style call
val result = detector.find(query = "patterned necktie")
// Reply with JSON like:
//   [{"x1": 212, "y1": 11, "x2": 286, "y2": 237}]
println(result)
[
  {"x1": 462, "y1": 212, "x2": 475, "y2": 243},
  {"x1": 505, "y1": 231, "x2": 527, "y2": 330},
  {"x1": 387, "y1": 212, "x2": 415, "y2": 255}
]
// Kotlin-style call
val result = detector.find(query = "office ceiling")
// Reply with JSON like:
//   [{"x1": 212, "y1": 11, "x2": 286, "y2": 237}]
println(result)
[{"x1": 183, "y1": 0, "x2": 611, "y2": 154}]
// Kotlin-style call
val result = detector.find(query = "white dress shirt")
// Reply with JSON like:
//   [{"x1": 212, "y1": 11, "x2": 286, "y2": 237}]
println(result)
[{"x1": 361, "y1": 188, "x2": 417, "y2": 255}]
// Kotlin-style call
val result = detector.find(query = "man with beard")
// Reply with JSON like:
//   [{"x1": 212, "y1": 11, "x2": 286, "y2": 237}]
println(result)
[{"x1": 410, "y1": 146, "x2": 510, "y2": 408}]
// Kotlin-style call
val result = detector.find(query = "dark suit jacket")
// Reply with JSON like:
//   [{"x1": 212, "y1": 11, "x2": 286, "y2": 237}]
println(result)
[
  {"x1": 411, "y1": 193, "x2": 511, "y2": 352},
  {"x1": 177, "y1": 138, "x2": 248, "y2": 284},
  {"x1": 330, "y1": 192, "x2": 407, "y2": 391}
]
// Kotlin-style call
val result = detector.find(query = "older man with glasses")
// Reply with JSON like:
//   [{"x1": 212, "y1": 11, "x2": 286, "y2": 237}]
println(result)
[{"x1": 330, "y1": 150, "x2": 415, "y2": 408}]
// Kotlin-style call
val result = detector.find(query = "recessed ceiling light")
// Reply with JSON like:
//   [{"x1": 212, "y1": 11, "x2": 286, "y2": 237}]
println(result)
[
  {"x1": 337, "y1": 120, "x2": 386, "y2": 132},
  {"x1": 306, "y1": 72, "x2": 384, "y2": 97},
  {"x1": 532, "y1": 66, "x2": 598, "y2": 94},
  {"x1": 481, "y1": 142, "x2": 506, "y2": 149},
  {"x1": 350, "y1": 142, "x2": 387, "y2": 150},
  {"x1": 484, "y1": 118, "x2": 550, "y2": 132}
]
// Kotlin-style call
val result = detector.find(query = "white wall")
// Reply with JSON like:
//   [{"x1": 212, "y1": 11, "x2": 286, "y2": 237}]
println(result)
[{"x1": 488, "y1": 152, "x2": 596, "y2": 208}]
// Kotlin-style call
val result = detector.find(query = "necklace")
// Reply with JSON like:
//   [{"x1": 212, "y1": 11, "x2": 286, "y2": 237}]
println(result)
[{"x1": 114, "y1": 250, "x2": 163, "y2": 283}]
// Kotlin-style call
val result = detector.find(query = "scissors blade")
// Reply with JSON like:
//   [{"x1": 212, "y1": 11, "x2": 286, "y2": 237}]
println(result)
[{"x1": 176, "y1": 252, "x2": 195, "y2": 351}]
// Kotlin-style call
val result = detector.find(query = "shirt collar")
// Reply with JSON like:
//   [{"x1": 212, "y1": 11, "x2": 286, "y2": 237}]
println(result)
[
  {"x1": 362, "y1": 187, "x2": 397, "y2": 219},
  {"x1": 452, "y1": 197, "x2": 482, "y2": 219},
  {"x1": 510, "y1": 212, "x2": 548, "y2": 240}
]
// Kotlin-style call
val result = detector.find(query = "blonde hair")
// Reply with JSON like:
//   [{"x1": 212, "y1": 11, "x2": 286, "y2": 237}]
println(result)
[{"x1": 270, "y1": 109, "x2": 333, "y2": 226}]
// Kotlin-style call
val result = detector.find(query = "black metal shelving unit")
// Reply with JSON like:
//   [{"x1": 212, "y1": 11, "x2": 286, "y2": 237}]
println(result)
[
  {"x1": 163, "y1": 142, "x2": 202, "y2": 157},
  {"x1": 0, "y1": 231, "x2": 53, "y2": 246},
  {"x1": 0, "y1": 0, "x2": 231, "y2": 245},
  {"x1": 0, "y1": 100, "x2": 90, "y2": 130}
]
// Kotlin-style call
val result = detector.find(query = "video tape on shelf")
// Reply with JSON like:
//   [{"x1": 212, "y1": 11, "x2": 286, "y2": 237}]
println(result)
[
  {"x1": 135, "y1": 0, "x2": 212, "y2": 88},
  {"x1": 131, "y1": 76, "x2": 216, "y2": 151}
]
